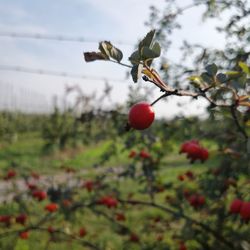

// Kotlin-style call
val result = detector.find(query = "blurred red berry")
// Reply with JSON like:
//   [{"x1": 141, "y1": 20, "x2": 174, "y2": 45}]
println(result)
[
  {"x1": 229, "y1": 199, "x2": 243, "y2": 214},
  {"x1": 198, "y1": 195, "x2": 205, "y2": 206},
  {"x1": 129, "y1": 233, "x2": 140, "y2": 242},
  {"x1": 83, "y1": 180, "x2": 94, "y2": 192},
  {"x1": 180, "y1": 140, "x2": 209, "y2": 163},
  {"x1": 99, "y1": 196, "x2": 118, "y2": 208},
  {"x1": 178, "y1": 175, "x2": 185, "y2": 181},
  {"x1": 79, "y1": 227, "x2": 87, "y2": 237},
  {"x1": 0, "y1": 215, "x2": 11, "y2": 226},
  {"x1": 183, "y1": 189, "x2": 190, "y2": 198},
  {"x1": 45, "y1": 203, "x2": 58, "y2": 213},
  {"x1": 188, "y1": 194, "x2": 205, "y2": 208},
  {"x1": 179, "y1": 242, "x2": 187, "y2": 250},
  {"x1": 4, "y1": 169, "x2": 16, "y2": 180},
  {"x1": 116, "y1": 213, "x2": 126, "y2": 221},
  {"x1": 62, "y1": 199, "x2": 72, "y2": 207},
  {"x1": 16, "y1": 214, "x2": 27, "y2": 225},
  {"x1": 19, "y1": 231, "x2": 29, "y2": 239},
  {"x1": 26, "y1": 183, "x2": 38, "y2": 190},
  {"x1": 200, "y1": 148, "x2": 209, "y2": 162},
  {"x1": 48, "y1": 226, "x2": 55, "y2": 234},
  {"x1": 179, "y1": 140, "x2": 199, "y2": 154},
  {"x1": 240, "y1": 202, "x2": 250, "y2": 221},
  {"x1": 139, "y1": 150, "x2": 151, "y2": 159},
  {"x1": 32, "y1": 190, "x2": 47, "y2": 201},
  {"x1": 129, "y1": 150, "x2": 137, "y2": 158},
  {"x1": 185, "y1": 171, "x2": 194, "y2": 179}
]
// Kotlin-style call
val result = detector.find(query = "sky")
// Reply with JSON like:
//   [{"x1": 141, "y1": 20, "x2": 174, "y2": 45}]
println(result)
[{"x1": 0, "y1": 0, "x2": 227, "y2": 117}]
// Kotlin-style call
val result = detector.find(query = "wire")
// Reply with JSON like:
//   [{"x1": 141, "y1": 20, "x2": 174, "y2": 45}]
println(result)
[
  {"x1": 0, "y1": 65, "x2": 129, "y2": 82},
  {"x1": 0, "y1": 31, "x2": 134, "y2": 46}
]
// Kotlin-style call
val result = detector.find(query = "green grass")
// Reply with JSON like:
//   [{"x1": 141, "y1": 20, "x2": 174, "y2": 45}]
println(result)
[{"x1": 0, "y1": 133, "x2": 129, "y2": 174}]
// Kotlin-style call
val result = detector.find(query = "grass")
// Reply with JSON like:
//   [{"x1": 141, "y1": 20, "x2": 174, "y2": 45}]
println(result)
[{"x1": 0, "y1": 133, "x2": 127, "y2": 174}]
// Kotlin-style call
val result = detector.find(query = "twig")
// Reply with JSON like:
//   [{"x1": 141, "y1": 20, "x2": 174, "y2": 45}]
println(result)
[{"x1": 109, "y1": 59, "x2": 132, "y2": 69}]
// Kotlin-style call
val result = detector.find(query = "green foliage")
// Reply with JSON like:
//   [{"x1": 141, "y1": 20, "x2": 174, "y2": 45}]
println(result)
[{"x1": 99, "y1": 41, "x2": 123, "y2": 62}]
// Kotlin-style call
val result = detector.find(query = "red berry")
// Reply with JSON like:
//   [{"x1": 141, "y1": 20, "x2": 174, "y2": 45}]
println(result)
[
  {"x1": 198, "y1": 195, "x2": 205, "y2": 206},
  {"x1": 19, "y1": 231, "x2": 29, "y2": 239},
  {"x1": 83, "y1": 180, "x2": 94, "y2": 192},
  {"x1": 45, "y1": 203, "x2": 58, "y2": 213},
  {"x1": 129, "y1": 233, "x2": 140, "y2": 242},
  {"x1": 179, "y1": 140, "x2": 199, "y2": 154},
  {"x1": 0, "y1": 215, "x2": 11, "y2": 226},
  {"x1": 4, "y1": 170, "x2": 17, "y2": 180},
  {"x1": 26, "y1": 183, "x2": 38, "y2": 190},
  {"x1": 178, "y1": 175, "x2": 185, "y2": 181},
  {"x1": 79, "y1": 227, "x2": 87, "y2": 237},
  {"x1": 180, "y1": 140, "x2": 209, "y2": 163},
  {"x1": 115, "y1": 213, "x2": 126, "y2": 221},
  {"x1": 200, "y1": 148, "x2": 209, "y2": 162},
  {"x1": 240, "y1": 202, "x2": 250, "y2": 221},
  {"x1": 48, "y1": 226, "x2": 55, "y2": 234},
  {"x1": 99, "y1": 196, "x2": 118, "y2": 208},
  {"x1": 188, "y1": 194, "x2": 205, "y2": 208},
  {"x1": 183, "y1": 189, "x2": 190, "y2": 198},
  {"x1": 185, "y1": 171, "x2": 194, "y2": 179},
  {"x1": 229, "y1": 199, "x2": 243, "y2": 214},
  {"x1": 139, "y1": 150, "x2": 151, "y2": 159},
  {"x1": 179, "y1": 242, "x2": 187, "y2": 250},
  {"x1": 16, "y1": 214, "x2": 27, "y2": 225},
  {"x1": 62, "y1": 199, "x2": 72, "y2": 207},
  {"x1": 32, "y1": 190, "x2": 47, "y2": 201},
  {"x1": 128, "y1": 102, "x2": 155, "y2": 130},
  {"x1": 129, "y1": 150, "x2": 137, "y2": 158},
  {"x1": 186, "y1": 143, "x2": 201, "y2": 161},
  {"x1": 188, "y1": 195, "x2": 199, "y2": 208}
]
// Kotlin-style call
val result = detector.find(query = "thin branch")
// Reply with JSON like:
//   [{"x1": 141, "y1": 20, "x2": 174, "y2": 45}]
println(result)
[
  {"x1": 144, "y1": 76, "x2": 235, "y2": 108},
  {"x1": 109, "y1": 59, "x2": 132, "y2": 68},
  {"x1": 150, "y1": 93, "x2": 170, "y2": 106}
]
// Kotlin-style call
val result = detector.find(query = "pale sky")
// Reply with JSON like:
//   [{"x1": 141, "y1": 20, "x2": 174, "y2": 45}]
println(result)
[{"x1": 0, "y1": 0, "x2": 227, "y2": 117}]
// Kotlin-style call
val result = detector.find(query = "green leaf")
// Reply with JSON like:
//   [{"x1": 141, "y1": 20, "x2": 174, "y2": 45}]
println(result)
[
  {"x1": 109, "y1": 46, "x2": 123, "y2": 63},
  {"x1": 141, "y1": 47, "x2": 160, "y2": 60},
  {"x1": 238, "y1": 61, "x2": 250, "y2": 75},
  {"x1": 205, "y1": 63, "x2": 218, "y2": 76},
  {"x1": 131, "y1": 64, "x2": 143, "y2": 83},
  {"x1": 98, "y1": 41, "x2": 123, "y2": 62},
  {"x1": 151, "y1": 42, "x2": 161, "y2": 57},
  {"x1": 99, "y1": 41, "x2": 111, "y2": 59},
  {"x1": 226, "y1": 71, "x2": 244, "y2": 79},
  {"x1": 129, "y1": 50, "x2": 140, "y2": 65},
  {"x1": 201, "y1": 72, "x2": 214, "y2": 84},
  {"x1": 216, "y1": 73, "x2": 228, "y2": 83},
  {"x1": 139, "y1": 30, "x2": 156, "y2": 51},
  {"x1": 188, "y1": 75, "x2": 203, "y2": 88},
  {"x1": 231, "y1": 74, "x2": 247, "y2": 90}
]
